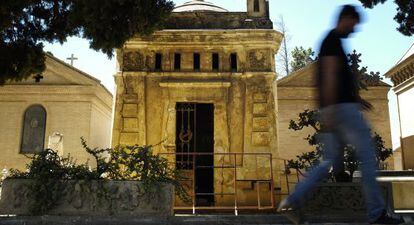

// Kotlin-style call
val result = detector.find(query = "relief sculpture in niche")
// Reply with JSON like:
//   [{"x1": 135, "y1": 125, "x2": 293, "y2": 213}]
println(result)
[
  {"x1": 123, "y1": 51, "x2": 145, "y2": 71},
  {"x1": 248, "y1": 50, "x2": 268, "y2": 71}
]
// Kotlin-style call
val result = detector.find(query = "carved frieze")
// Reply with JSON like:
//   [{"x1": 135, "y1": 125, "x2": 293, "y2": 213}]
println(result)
[
  {"x1": 0, "y1": 179, "x2": 174, "y2": 216},
  {"x1": 123, "y1": 51, "x2": 145, "y2": 71},
  {"x1": 248, "y1": 50, "x2": 269, "y2": 71},
  {"x1": 302, "y1": 183, "x2": 391, "y2": 218}
]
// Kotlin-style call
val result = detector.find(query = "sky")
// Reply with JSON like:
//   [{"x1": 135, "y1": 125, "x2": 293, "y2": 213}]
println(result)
[{"x1": 43, "y1": 0, "x2": 413, "y2": 150}]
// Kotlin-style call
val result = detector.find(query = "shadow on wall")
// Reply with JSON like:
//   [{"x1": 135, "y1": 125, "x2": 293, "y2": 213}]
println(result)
[{"x1": 402, "y1": 135, "x2": 414, "y2": 170}]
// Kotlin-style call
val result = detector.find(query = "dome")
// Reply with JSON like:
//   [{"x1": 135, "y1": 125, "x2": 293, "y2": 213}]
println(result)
[{"x1": 173, "y1": 0, "x2": 228, "y2": 12}]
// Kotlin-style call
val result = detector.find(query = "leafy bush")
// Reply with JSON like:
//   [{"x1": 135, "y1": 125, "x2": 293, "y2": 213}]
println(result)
[
  {"x1": 81, "y1": 138, "x2": 190, "y2": 204},
  {"x1": 8, "y1": 139, "x2": 189, "y2": 215}
]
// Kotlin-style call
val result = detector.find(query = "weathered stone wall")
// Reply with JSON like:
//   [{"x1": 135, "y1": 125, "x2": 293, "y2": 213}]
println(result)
[
  {"x1": 0, "y1": 179, "x2": 173, "y2": 216},
  {"x1": 165, "y1": 12, "x2": 273, "y2": 30}
]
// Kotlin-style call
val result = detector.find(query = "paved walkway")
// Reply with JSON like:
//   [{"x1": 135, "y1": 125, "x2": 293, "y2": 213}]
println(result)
[{"x1": 0, "y1": 215, "x2": 413, "y2": 225}]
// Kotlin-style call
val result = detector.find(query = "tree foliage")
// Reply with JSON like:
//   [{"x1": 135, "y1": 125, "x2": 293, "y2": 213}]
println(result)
[
  {"x1": 0, "y1": 0, "x2": 174, "y2": 85},
  {"x1": 286, "y1": 50, "x2": 392, "y2": 182},
  {"x1": 290, "y1": 46, "x2": 316, "y2": 72},
  {"x1": 349, "y1": 50, "x2": 383, "y2": 90},
  {"x1": 358, "y1": 0, "x2": 414, "y2": 36}
]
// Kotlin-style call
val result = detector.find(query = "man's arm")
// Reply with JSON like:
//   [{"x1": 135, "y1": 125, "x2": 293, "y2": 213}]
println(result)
[
  {"x1": 320, "y1": 56, "x2": 340, "y2": 130},
  {"x1": 320, "y1": 56, "x2": 340, "y2": 106}
]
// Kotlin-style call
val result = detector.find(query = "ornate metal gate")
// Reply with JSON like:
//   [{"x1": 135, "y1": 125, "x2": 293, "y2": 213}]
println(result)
[
  {"x1": 175, "y1": 103, "x2": 196, "y2": 169},
  {"x1": 176, "y1": 103, "x2": 215, "y2": 206}
]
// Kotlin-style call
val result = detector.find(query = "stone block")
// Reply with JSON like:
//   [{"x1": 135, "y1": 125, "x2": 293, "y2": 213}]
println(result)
[
  {"x1": 122, "y1": 94, "x2": 139, "y2": 104},
  {"x1": 123, "y1": 118, "x2": 139, "y2": 132},
  {"x1": 0, "y1": 179, "x2": 174, "y2": 216},
  {"x1": 252, "y1": 132, "x2": 270, "y2": 146},
  {"x1": 122, "y1": 104, "x2": 138, "y2": 118},
  {"x1": 252, "y1": 117, "x2": 270, "y2": 131},
  {"x1": 303, "y1": 183, "x2": 392, "y2": 220},
  {"x1": 253, "y1": 103, "x2": 267, "y2": 116},
  {"x1": 253, "y1": 93, "x2": 267, "y2": 103},
  {"x1": 119, "y1": 133, "x2": 139, "y2": 145},
  {"x1": 392, "y1": 182, "x2": 414, "y2": 210}
]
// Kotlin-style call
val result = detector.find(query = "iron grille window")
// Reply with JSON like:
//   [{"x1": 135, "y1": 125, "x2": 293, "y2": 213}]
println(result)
[
  {"x1": 194, "y1": 53, "x2": 200, "y2": 71},
  {"x1": 212, "y1": 53, "x2": 219, "y2": 71},
  {"x1": 155, "y1": 53, "x2": 162, "y2": 71},
  {"x1": 230, "y1": 53, "x2": 238, "y2": 72},
  {"x1": 174, "y1": 53, "x2": 181, "y2": 71}
]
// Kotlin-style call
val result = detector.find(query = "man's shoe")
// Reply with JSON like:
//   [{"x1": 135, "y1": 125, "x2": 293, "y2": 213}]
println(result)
[
  {"x1": 277, "y1": 198, "x2": 305, "y2": 225},
  {"x1": 370, "y1": 210, "x2": 405, "y2": 225}
]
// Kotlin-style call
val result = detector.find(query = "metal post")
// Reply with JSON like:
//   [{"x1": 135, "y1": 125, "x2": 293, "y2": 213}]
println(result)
[
  {"x1": 192, "y1": 154, "x2": 196, "y2": 214},
  {"x1": 284, "y1": 160, "x2": 290, "y2": 195},
  {"x1": 269, "y1": 154, "x2": 275, "y2": 209},
  {"x1": 234, "y1": 153, "x2": 238, "y2": 215}
]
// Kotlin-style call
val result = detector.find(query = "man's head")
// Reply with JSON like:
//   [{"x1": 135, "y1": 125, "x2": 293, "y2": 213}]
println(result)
[{"x1": 336, "y1": 5, "x2": 362, "y2": 38}]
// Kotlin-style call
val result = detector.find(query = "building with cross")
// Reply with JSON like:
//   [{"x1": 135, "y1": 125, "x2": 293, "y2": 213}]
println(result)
[{"x1": 0, "y1": 54, "x2": 113, "y2": 170}]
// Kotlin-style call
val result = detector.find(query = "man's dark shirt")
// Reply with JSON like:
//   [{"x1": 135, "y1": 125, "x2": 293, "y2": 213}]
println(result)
[{"x1": 317, "y1": 29, "x2": 359, "y2": 108}]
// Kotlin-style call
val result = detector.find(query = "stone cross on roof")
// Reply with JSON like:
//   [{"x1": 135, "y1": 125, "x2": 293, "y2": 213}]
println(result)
[
  {"x1": 33, "y1": 74, "x2": 44, "y2": 83},
  {"x1": 66, "y1": 54, "x2": 78, "y2": 66}
]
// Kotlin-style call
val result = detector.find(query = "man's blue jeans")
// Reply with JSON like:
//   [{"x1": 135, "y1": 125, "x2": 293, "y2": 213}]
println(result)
[{"x1": 286, "y1": 103, "x2": 385, "y2": 222}]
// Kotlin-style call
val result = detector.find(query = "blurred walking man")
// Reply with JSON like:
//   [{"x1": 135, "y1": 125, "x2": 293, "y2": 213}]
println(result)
[{"x1": 277, "y1": 5, "x2": 404, "y2": 225}]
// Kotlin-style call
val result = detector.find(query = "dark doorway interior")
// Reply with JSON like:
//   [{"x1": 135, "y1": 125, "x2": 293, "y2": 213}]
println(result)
[{"x1": 176, "y1": 103, "x2": 215, "y2": 206}]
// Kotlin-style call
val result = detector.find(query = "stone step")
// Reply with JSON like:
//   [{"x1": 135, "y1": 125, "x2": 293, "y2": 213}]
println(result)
[{"x1": 0, "y1": 215, "x2": 397, "y2": 225}]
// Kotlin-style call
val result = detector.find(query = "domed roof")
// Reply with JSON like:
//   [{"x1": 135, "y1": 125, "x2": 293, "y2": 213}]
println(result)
[{"x1": 173, "y1": 0, "x2": 228, "y2": 12}]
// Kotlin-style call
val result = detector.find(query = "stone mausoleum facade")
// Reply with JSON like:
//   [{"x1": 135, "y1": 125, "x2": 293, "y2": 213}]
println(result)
[
  {"x1": 111, "y1": 0, "x2": 393, "y2": 208},
  {"x1": 112, "y1": 0, "x2": 282, "y2": 208}
]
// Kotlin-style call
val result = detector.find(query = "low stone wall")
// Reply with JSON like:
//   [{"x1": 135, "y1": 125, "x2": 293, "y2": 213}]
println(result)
[
  {"x1": 0, "y1": 179, "x2": 174, "y2": 216},
  {"x1": 303, "y1": 183, "x2": 393, "y2": 219}
]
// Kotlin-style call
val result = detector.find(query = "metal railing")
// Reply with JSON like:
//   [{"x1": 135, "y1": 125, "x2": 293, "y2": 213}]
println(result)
[{"x1": 159, "y1": 152, "x2": 296, "y2": 214}]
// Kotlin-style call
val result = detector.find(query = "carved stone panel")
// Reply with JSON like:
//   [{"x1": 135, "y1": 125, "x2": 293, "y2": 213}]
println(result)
[
  {"x1": 248, "y1": 50, "x2": 269, "y2": 71},
  {"x1": 252, "y1": 117, "x2": 270, "y2": 132},
  {"x1": 252, "y1": 132, "x2": 270, "y2": 146},
  {"x1": 122, "y1": 104, "x2": 138, "y2": 118},
  {"x1": 302, "y1": 183, "x2": 392, "y2": 219},
  {"x1": 253, "y1": 92, "x2": 268, "y2": 103},
  {"x1": 0, "y1": 179, "x2": 174, "y2": 216},
  {"x1": 253, "y1": 103, "x2": 267, "y2": 116},
  {"x1": 123, "y1": 52, "x2": 145, "y2": 71}
]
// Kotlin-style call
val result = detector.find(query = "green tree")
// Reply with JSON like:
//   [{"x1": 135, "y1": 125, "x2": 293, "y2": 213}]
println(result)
[
  {"x1": 290, "y1": 46, "x2": 316, "y2": 72},
  {"x1": 358, "y1": 0, "x2": 414, "y2": 36},
  {"x1": 286, "y1": 50, "x2": 392, "y2": 182},
  {"x1": 0, "y1": 0, "x2": 174, "y2": 85}
]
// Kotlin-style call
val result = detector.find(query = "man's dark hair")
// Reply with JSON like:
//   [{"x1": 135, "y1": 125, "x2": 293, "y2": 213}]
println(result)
[{"x1": 338, "y1": 5, "x2": 361, "y2": 22}]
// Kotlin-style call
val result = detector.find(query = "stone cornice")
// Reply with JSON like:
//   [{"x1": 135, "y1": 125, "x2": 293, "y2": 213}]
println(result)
[
  {"x1": 125, "y1": 30, "x2": 282, "y2": 50},
  {"x1": 115, "y1": 71, "x2": 276, "y2": 78},
  {"x1": 393, "y1": 76, "x2": 414, "y2": 95},
  {"x1": 385, "y1": 54, "x2": 414, "y2": 86},
  {"x1": 0, "y1": 85, "x2": 113, "y2": 111},
  {"x1": 159, "y1": 81, "x2": 231, "y2": 88},
  {"x1": 278, "y1": 86, "x2": 390, "y2": 100}
]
